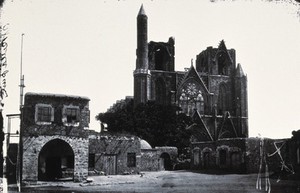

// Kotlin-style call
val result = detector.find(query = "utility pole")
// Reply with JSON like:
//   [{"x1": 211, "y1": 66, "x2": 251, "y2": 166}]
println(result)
[
  {"x1": 19, "y1": 33, "x2": 25, "y2": 110},
  {"x1": 17, "y1": 33, "x2": 25, "y2": 192}
]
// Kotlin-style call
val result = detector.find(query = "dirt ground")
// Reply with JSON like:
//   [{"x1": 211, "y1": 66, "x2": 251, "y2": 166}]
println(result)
[{"x1": 6, "y1": 170, "x2": 300, "y2": 193}]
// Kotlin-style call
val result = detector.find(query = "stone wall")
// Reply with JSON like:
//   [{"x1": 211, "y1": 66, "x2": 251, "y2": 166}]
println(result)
[
  {"x1": 140, "y1": 149, "x2": 160, "y2": 171},
  {"x1": 191, "y1": 138, "x2": 289, "y2": 174},
  {"x1": 89, "y1": 133, "x2": 141, "y2": 175},
  {"x1": 155, "y1": 147, "x2": 178, "y2": 163},
  {"x1": 23, "y1": 93, "x2": 90, "y2": 137},
  {"x1": 141, "y1": 147, "x2": 178, "y2": 171},
  {"x1": 191, "y1": 138, "x2": 247, "y2": 173}
]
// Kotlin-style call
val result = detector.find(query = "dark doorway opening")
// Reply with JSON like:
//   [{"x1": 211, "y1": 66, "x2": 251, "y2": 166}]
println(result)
[
  {"x1": 155, "y1": 78, "x2": 166, "y2": 105},
  {"x1": 46, "y1": 156, "x2": 62, "y2": 180},
  {"x1": 203, "y1": 152, "x2": 210, "y2": 169},
  {"x1": 230, "y1": 152, "x2": 241, "y2": 171},
  {"x1": 219, "y1": 149, "x2": 227, "y2": 167},
  {"x1": 38, "y1": 139, "x2": 74, "y2": 181},
  {"x1": 160, "y1": 153, "x2": 172, "y2": 171}
]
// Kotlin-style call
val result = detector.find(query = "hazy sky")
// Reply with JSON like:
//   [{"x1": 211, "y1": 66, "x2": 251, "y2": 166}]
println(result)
[{"x1": 1, "y1": 0, "x2": 300, "y2": 139}]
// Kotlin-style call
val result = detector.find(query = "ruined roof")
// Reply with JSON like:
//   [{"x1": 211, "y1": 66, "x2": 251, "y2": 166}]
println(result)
[{"x1": 25, "y1": 92, "x2": 90, "y2": 101}]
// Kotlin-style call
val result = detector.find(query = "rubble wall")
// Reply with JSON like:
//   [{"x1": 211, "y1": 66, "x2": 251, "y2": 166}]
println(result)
[{"x1": 89, "y1": 134, "x2": 141, "y2": 175}]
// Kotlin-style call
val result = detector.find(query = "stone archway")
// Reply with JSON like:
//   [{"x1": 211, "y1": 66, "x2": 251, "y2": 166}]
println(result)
[
  {"x1": 160, "y1": 153, "x2": 172, "y2": 171},
  {"x1": 38, "y1": 139, "x2": 74, "y2": 181}
]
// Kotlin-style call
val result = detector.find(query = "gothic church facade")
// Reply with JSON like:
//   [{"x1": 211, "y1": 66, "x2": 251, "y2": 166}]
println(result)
[{"x1": 134, "y1": 5, "x2": 248, "y2": 143}]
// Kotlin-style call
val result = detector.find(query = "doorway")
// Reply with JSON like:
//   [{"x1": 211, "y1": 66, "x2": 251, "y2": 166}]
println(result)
[
  {"x1": 103, "y1": 155, "x2": 117, "y2": 175},
  {"x1": 160, "y1": 153, "x2": 172, "y2": 170},
  {"x1": 38, "y1": 139, "x2": 74, "y2": 181}
]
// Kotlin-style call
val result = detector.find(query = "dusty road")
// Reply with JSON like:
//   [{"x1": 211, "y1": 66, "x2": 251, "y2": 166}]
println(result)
[{"x1": 8, "y1": 170, "x2": 300, "y2": 193}]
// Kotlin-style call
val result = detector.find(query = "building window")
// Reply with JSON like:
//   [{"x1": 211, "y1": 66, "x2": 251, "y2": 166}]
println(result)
[
  {"x1": 35, "y1": 104, "x2": 54, "y2": 124},
  {"x1": 89, "y1": 153, "x2": 95, "y2": 168},
  {"x1": 127, "y1": 153, "x2": 136, "y2": 167},
  {"x1": 38, "y1": 107, "x2": 51, "y2": 122},
  {"x1": 179, "y1": 82, "x2": 204, "y2": 116},
  {"x1": 218, "y1": 84, "x2": 228, "y2": 114},
  {"x1": 62, "y1": 105, "x2": 80, "y2": 126},
  {"x1": 217, "y1": 51, "x2": 229, "y2": 75},
  {"x1": 66, "y1": 108, "x2": 79, "y2": 123}
]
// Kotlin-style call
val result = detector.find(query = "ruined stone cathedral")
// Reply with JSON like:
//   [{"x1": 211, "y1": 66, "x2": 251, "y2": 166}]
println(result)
[{"x1": 134, "y1": 5, "x2": 248, "y2": 142}]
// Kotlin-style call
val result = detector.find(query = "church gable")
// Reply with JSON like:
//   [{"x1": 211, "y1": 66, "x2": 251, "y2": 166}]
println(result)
[
  {"x1": 189, "y1": 111, "x2": 213, "y2": 142},
  {"x1": 216, "y1": 112, "x2": 238, "y2": 139},
  {"x1": 189, "y1": 123, "x2": 213, "y2": 142},
  {"x1": 176, "y1": 66, "x2": 213, "y2": 116},
  {"x1": 178, "y1": 65, "x2": 210, "y2": 95}
]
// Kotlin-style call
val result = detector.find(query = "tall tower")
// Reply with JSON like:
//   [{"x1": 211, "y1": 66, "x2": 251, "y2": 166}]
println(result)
[
  {"x1": 235, "y1": 63, "x2": 248, "y2": 137},
  {"x1": 134, "y1": 5, "x2": 151, "y2": 105}
]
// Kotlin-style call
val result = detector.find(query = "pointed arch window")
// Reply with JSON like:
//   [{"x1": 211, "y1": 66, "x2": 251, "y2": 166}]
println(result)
[
  {"x1": 155, "y1": 78, "x2": 166, "y2": 104},
  {"x1": 217, "y1": 51, "x2": 229, "y2": 75},
  {"x1": 218, "y1": 84, "x2": 228, "y2": 114},
  {"x1": 179, "y1": 82, "x2": 204, "y2": 116}
]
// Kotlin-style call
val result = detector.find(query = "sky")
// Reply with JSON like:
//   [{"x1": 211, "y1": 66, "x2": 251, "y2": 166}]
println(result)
[{"x1": 1, "y1": 0, "x2": 300, "y2": 139}]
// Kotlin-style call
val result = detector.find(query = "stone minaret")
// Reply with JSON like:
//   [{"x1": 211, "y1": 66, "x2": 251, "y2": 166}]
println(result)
[
  {"x1": 235, "y1": 63, "x2": 248, "y2": 137},
  {"x1": 134, "y1": 5, "x2": 151, "y2": 105}
]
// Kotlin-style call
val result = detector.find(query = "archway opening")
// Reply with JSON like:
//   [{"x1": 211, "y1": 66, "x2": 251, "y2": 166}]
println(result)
[
  {"x1": 203, "y1": 152, "x2": 210, "y2": 169},
  {"x1": 155, "y1": 78, "x2": 166, "y2": 105},
  {"x1": 219, "y1": 149, "x2": 227, "y2": 168},
  {"x1": 160, "y1": 153, "x2": 172, "y2": 171},
  {"x1": 38, "y1": 139, "x2": 74, "y2": 181}
]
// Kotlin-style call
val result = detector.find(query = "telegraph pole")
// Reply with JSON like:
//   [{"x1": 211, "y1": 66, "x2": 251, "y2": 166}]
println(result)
[
  {"x1": 17, "y1": 33, "x2": 25, "y2": 192},
  {"x1": 19, "y1": 34, "x2": 25, "y2": 110}
]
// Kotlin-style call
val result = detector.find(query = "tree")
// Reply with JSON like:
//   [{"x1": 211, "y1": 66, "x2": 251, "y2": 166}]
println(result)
[{"x1": 96, "y1": 99, "x2": 193, "y2": 154}]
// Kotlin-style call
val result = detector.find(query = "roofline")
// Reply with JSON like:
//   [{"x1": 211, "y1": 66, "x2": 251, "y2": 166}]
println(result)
[{"x1": 25, "y1": 92, "x2": 90, "y2": 101}]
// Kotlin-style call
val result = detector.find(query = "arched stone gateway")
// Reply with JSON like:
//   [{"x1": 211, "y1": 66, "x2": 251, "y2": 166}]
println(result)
[
  {"x1": 160, "y1": 153, "x2": 172, "y2": 171},
  {"x1": 38, "y1": 139, "x2": 74, "y2": 181}
]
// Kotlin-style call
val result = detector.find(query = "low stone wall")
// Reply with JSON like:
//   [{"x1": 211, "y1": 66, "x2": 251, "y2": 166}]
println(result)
[
  {"x1": 89, "y1": 134, "x2": 141, "y2": 175},
  {"x1": 155, "y1": 147, "x2": 178, "y2": 159},
  {"x1": 191, "y1": 138, "x2": 289, "y2": 174},
  {"x1": 141, "y1": 149, "x2": 160, "y2": 171},
  {"x1": 191, "y1": 138, "x2": 247, "y2": 173},
  {"x1": 141, "y1": 147, "x2": 178, "y2": 171}
]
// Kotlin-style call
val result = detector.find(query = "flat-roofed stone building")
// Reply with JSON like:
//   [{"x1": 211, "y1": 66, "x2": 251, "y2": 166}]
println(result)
[{"x1": 21, "y1": 92, "x2": 90, "y2": 183}]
